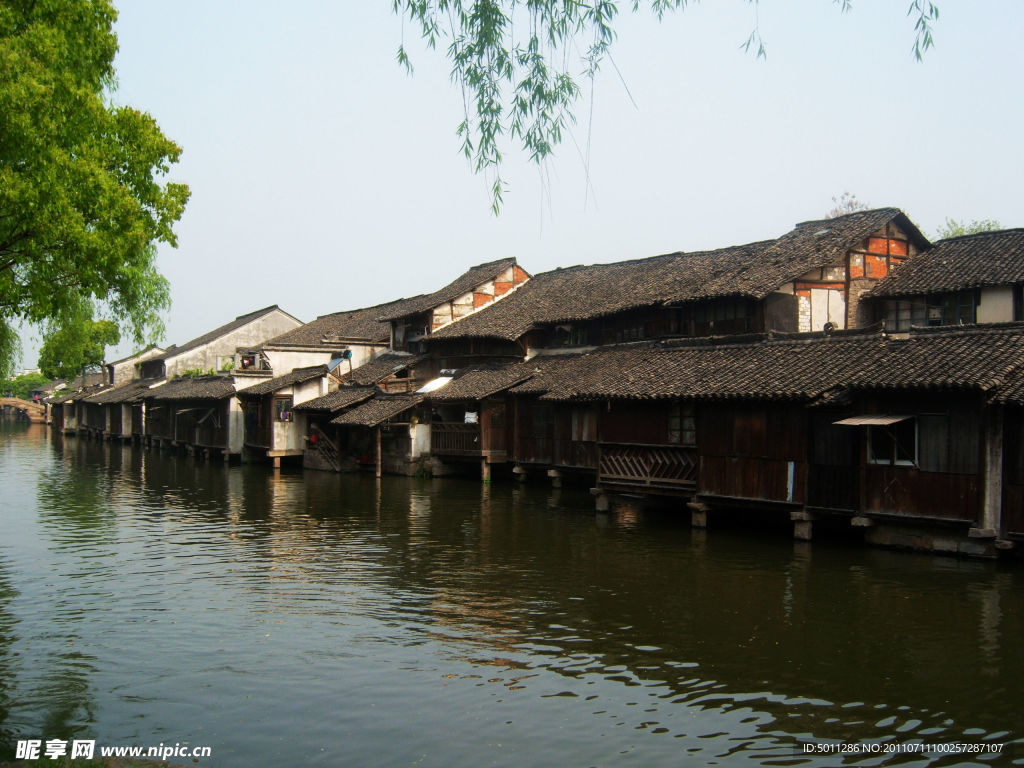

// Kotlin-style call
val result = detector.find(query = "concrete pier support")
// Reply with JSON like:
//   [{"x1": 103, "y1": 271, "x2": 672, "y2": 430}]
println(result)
[
  {"x1": 687, "y1": 500, "x2": 709, "y2": 529},
  {"x1": 791, "y1": 509, "x2": 814, "y2": 541}
]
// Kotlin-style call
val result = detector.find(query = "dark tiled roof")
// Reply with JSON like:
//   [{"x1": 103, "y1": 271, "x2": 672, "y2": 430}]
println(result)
[
  {"x1": 48, "y1": 384, "x2": 104, "y2": 404},
  {"x1": 107, "y1": 344, "x2": 163, "y2": 366},
  {"x1": 145, "y1": 375, "x2": 236, "y2": 402},
  {"x1": 869, "y1": 229, "x2": 1024, "y2": 298},
  {"x1": 755, "y1": 207, "x2": 927, "y2": 292},
  {"x1": 430, "y1": 208, "x2": 926, "y2": 343},
  {"x1": 339, "y1": 352, "x2": 422, "y2": 386},
  {"x1": 294, "y1": 386, "x2": 376, "y2": 414},
  {"x1": 377, "y1": 258, "x2": 519, "y2": 321},
  {"x1": 995, "y1": 369, "x2": 1024, "y2": 405},
  {"x1": 154, "y1": 305, "x2": 297, "y2": 361},
  {"x1": 846, "y1": 323, "x2": 1024, "y2": 394},
  {"x1": 503, "y1": 324, "x2": 1024, "y2": 403},
  {"x1": 331, "y1": 394, "x2": 423, "y2": 427},
  {"x1": 426, "y1": 364, "x2": 535, "y2": 402},
  {"x1": 237, "y1": 365, "x2": 328, "y2": 397},
  {"x1": 83, "y1": 378, "x2": 162, "y2": 405},
  {"x1": 261, "y1": 298, "x2": 422, "y2": 348}
]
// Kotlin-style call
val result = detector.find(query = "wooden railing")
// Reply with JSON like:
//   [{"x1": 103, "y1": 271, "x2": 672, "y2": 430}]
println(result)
[
  {"x1": 431, "y1": 422, "x2": 481, "y2": 456},
  {"x1": 311, "y1": 426, "x2": 339, "y2": 471},
  {"x1": 598, "y1": 442, "x2": 697, "y2": 490},
  {"x1": 380, "y1": 379, "x2": 418, "y2": 394}
]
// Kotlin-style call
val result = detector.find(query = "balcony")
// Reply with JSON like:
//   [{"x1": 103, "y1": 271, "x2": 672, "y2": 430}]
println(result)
[
  {"x1": 598, "y1": 442, "x2": 697, "y2": 492},
  {"x1": 431, "y1": 422, "x2": 482, "y2": 457}
]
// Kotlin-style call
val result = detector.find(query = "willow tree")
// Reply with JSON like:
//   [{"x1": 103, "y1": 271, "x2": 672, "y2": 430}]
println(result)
[
  {"x1": 0, "y1": 0, "x2": 189, "y2": 377},
  {"x1": 393, "y1": 0, "x2": 939, "y2": 212}
]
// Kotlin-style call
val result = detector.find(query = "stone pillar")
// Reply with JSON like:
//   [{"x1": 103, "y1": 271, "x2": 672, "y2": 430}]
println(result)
[
  {"x1": 375, "y1": 426, "x2": 382, "y2": 479},
  {"x1": 547, "y1": 468, "x2": 562, "y2": 488},
  {"x1": 481, "y1": 458, "x2": 491, "y2": 482},
  {"x1": 513, "y1": 465, "x2": 527, "y2": 482},
  {"x1": 594, "y1": 492, "x2": 610, "y2": 513},
  {"x1": 791, "y1": 508, "x2": 814, "y2": 541},
  {"x1": 272, "y1": 456, "x2": 281, "y2": 469},
  {"x1": 976, "y1": 404, "x2": 1003, "y2": 537},
  {"x1": 687, "y1": 500, "x2": 709, "y2": 528}
]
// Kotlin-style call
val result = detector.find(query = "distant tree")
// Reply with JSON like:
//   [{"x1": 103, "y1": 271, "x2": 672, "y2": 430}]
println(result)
[
  {"x1": 0, "y1": 0, "x2": 189, "y2": 378},
  {"x1": 37, "y1": 299, "x2": 121, "y2": 381},
  {"x1": 394, "y1": 2, "x2": 940, "y2": 212},
  {"x1": 827, "y1": 192, "x2": 870, "y2": 218},
  {"x1": 934, "y1": 218, "x2": 1002, "y2": 240},
  {"x1": 0, "y1": 371, "x2": 50, "y2": 400}
]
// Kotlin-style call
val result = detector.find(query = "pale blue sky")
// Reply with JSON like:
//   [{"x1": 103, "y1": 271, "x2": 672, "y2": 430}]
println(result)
[{"x1": 21, "y1": 1, "x2": 1024, "y2": 367}]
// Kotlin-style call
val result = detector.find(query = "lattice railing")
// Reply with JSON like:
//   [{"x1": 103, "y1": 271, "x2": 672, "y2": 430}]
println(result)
[
  {"x1": 431, "y1": 422, "x2": 481, "y2": 455},
  {"x1": 598, "y1": 443, "x2": 697, "y2": 489}
]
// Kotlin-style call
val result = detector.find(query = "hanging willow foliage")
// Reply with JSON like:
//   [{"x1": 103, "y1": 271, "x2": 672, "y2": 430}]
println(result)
[{"x1": 393, "y1": 0, "x2": 939, "y2": 213}]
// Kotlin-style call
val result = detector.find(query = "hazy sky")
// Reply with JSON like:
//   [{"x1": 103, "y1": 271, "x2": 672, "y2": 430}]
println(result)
[{"x1": 20, "y1": 1, "x2": 1024, "y2": 366}]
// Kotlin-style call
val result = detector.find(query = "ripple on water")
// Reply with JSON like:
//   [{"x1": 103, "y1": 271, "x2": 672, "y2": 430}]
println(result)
[{"x1": 0, "y1": 428, "x2": 1022, "y2": 767}]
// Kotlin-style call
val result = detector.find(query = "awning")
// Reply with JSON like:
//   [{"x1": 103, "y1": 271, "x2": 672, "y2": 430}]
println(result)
[
  {"x1": 417, "y1": 376, "x2": 453, "y2": 394},
  {"x1": 833, "y1": 415, "x2": 913, "y2": 426}
]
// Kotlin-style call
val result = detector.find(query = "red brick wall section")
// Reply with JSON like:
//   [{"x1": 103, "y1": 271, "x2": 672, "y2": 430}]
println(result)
[
  {"x1": 493, "y1": 281, "x2": 513, "y2": 295},
  {"x1": 866, "y1": 255, "x2": 888, "y2": 279},
  {"x1": 513, "y1": 265, "x2": 530, "y2": 283},
  {"x1": 473, "y1": 292, "x2": 491, "y2": 308}
]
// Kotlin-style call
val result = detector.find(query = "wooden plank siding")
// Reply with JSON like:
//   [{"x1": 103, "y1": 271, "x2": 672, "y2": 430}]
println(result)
[
  {"x1": 697, "y1": 403, "x2": 807, "y2": 505},
  {"x1": 852, "y1": 394, "x2": 984, "y2": 524},
  {"x1": 807, "y1": 411, "x2": 860, "y2": 512},
  {"x1": 863, "y1": 466, "x2": 979, "y2": 522},
  {"x1": 1002, "y1": 406, "x2": 1024, "y2": 535},
  {"x1": 108, "y1": 404, "x2": 122, "y2": 436}
]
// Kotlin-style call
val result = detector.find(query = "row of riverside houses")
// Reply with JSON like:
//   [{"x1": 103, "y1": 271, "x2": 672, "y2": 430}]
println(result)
[{"x1": 48, "y1": 210, "x2": 1024, "y2": 557}]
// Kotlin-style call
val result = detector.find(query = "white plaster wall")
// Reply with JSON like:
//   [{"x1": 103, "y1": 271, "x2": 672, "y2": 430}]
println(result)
[
  {"x1": 263, "y1": 349, "x2": 332, "y2": 375},
  {"x1": 978, "y1": 287, "x2": 1014, "y2": 324},
  {"x1": 110, "y1": 347, "x2": 164, "y2": 386},
  {"x1": 232, "y1": 373, "x2": 267, "y2": 392},
  {"x1": 164, "y1": 309, "x2": 301, "y2": 378},
  {"x1": 273, "y1": 414, "x2": 306, "y2": 452},
  {"x1": 410, "y1": 423, "x2": 430, "y2": 458},
  {"x1": 292, "y1": 378, "x2": 324, "y2": 406}
]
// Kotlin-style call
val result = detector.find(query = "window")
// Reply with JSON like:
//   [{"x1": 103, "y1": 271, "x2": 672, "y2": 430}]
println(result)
[
  {"x1": 569, "y1": 326, "x2": 589, "y2": 346},
  {"x1": 884, "y1": 299, "x2": 927, "y2": 331},
  {"x1": 939, "y1": 290, "x2": 977, "y2": 326},
  {"x1": 668, "y1": 404, "x2": 696, "y2": 445},
  {"x1": 868, "y1": 418, "x2": 917, "y2": 466},
  {"x1": 275, "y1": 397, "x2": 293, "y2": 422}
]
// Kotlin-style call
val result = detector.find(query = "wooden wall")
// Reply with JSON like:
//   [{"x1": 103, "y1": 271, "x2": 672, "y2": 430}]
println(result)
[{"x1": 697, "y1": 402, "x2": 807, "y2": 504}]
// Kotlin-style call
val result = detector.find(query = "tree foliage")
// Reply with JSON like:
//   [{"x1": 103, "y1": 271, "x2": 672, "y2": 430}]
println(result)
[
  {"x1": 393, "y1": 1, "x2": 940, "y2": 212},
  {"x1": 934, "y1": 217, "x2": 1001, "y2": 240},
  {"x1": 0, "y1": 0, "x2": 189, "y2": 377},
  {"x1": 827, "y1": 192, "x2": 870, "y2": 218},
  {"x1": 0, "y1": 371, "x2": 50, "y2": 400},
  {"x1": 37, "y1": 297, "x2": 120, "y2": 381}
]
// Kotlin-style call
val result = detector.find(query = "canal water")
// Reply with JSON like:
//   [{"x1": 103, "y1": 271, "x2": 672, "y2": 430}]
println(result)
[{"x1": 1, "y1": 422, "x2": 1022, "y2": 767}]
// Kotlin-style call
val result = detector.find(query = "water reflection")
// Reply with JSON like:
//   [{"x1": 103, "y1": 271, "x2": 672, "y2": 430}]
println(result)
[{"x1": 0, "y1": 426, "x2": 1022, "y2": 765}]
